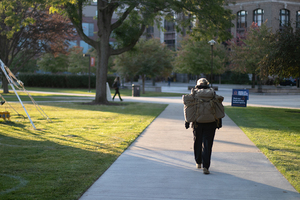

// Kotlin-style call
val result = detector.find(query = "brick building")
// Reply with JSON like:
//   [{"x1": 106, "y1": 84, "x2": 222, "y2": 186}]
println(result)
[{"x1": 227, "y1": 0, "x2": 300, "y2": 37}]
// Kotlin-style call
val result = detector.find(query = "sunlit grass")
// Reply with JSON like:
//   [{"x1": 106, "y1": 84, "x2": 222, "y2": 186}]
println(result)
[
  {"x1": 225, "y1": 106, "x2": 300, "y2": 192},
  {"x1": 0, "y1": 102, "x2": 167, "y2": 199}
]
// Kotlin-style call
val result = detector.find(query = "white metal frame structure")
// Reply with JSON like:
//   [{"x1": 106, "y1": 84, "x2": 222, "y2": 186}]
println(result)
[{"x1": 0, "y1": 60, "x2": 36, "y2": 129}]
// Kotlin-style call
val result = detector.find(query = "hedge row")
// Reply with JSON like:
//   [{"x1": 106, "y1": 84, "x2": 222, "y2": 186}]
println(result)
[{"x1": 18, "y1": 73, "x2": 116, "y2": 88}]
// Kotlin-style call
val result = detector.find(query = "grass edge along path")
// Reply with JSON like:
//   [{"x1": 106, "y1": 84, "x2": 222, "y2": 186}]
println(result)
[
  {"x1": 24, "y1": 87, "x2": 185, "y2": 97},
  {"x1": 1, "y1": 87, "x2": 184, "y2": 103},
  {"x1": 225, "y1": 106, "x2": 300, "y2": 193},
  {"x1": 0, "y1": 102, "x2": 167, "y2": 200}
]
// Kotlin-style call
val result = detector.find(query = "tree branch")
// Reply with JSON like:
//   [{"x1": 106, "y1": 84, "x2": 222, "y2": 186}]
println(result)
[
  {"x1": 110, "y1": 24, "x2": 146, "y2": 55},
  {"x1": 111, "y1": 4, "x2": 137, "y2": 31},
  {"x1": 70, "y1": 5, "x2": 96, "y2": 48}
]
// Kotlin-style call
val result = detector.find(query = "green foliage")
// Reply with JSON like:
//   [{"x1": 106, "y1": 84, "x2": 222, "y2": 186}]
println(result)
[
  {"x1": 10, "y1": 52, "x2": 38, "y2": 73},
  {"x1": 261, "y1": 26, "x2": 300, "y2": 78},
  {"x1": 220, "y1": 71, "x2": 250, "y2": 84},
  {"x1": 37, "y1": 53, "x2": 69, "y2": 73},
  {"x1": 228, "y1": 22, "x2": 272, "y2": 77},
  {"x1": 37, "y1": 47, "x2": 103, "y2": 75},
  {"x1": 48, "y1": 0, "x2": 235, "y2": 103},
  {"x1": 114, "y1": 38, "x2": 173, "y2": 79},
  {"x1": 112, "y1": 10, "x2": 145, "y2": 48},
  {"x1": 225, "y1": 106, "x2": 300, "y2": 192},
  {"x1": 67, "y1": 47, "x2": 98, "y2": 74},
  {"x1": 67, "y1": 47, "x2": 90, "y2": 74},
  {"x1": 182, "y1": 0, "x2": 235, "y2": 42},
  {"x1": 18, "y1": 73, "x2": 116, "y2": 88},
  {"x1": 174, "y1": 36, "x2": 227, "y2": 75},
  {"x1": 18, "y1": 73, "x2": 91, "y2": 88},
  {"x1": 0, "y1": 0, "x2": 35, "y2": 38},
  {"x1": 0, "y1": 0, "x2": 75, "y2": 71}
]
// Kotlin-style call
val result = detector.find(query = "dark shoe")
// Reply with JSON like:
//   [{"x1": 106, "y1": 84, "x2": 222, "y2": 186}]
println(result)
[
  {"x1": 203, "y1": 168, "x2": 210, "y2": 174},
  {"x1": 0, "y1": 101, "x2": 5, "y2": 105},
  {"x1": 120, "y1": 99, "x2": 123, "y2": 101},
  {"x1": 196, "y1": 164, "x2": 201, "y2": 169}
]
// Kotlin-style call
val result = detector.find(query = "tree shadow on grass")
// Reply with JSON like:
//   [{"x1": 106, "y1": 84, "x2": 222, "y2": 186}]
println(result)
[
  {"x1": 0, "y1": 134, "x2": 117, "y2": 200},
  {"x1": 0, "y1": 120, "x2": 26, "y2": 129},
  {"x1": 38, "y1": 101, "x2": 167, "y2": 116}
]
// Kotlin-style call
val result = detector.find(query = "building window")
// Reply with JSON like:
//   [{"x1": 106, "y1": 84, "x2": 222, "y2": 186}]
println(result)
[
  {"x1": 80, "y1": 40, "x2": 92, "y2": 53},
  {"x1": 280, "y1": 9, "x2": 290, "y2": 28},
  {"x1": 164, "y1": 18, "x2": 175, "y2": 48},
  {"x1": 68, "y1": 41, "x2": 77, "y2": 49},
  {"x1": 188, "y1": 14, "x2": 194, "y2": 31},
  {"x1": 146, "y1": 26, "x2": 154, "y2": 39},
  {"x1": 297, "y1": 11, "x2": 300, "y2": 28},
  {"x1": 237, "y1": 11, "x2": 247, "y2": 35},
  {"x1": 253, "y1": 9, "x2": 264, "y2": 26},
  {"x1": 164, "y1": 19, "x2": 175, "y2": 32},
  {"x1": 82, "y1": 23, "x2": 94, "y2": 37},
  {"x1": 164, "y1": 39, "x2": 175, "y2": 49}
]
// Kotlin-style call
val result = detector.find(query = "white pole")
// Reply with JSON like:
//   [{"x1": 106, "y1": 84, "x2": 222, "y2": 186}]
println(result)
[
  {"x1": 0, "y1": 60, "x2": 36, "y2": 129},
  {"x1": 11, "y1": 84, "x2": 36, "y2": 129}
]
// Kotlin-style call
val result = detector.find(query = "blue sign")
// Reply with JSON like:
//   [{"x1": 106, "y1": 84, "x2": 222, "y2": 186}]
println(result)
[
  {"x1": 232, "y1": 89, "x2": 249, "y2": 100},
  {"x1": 231, "y1": 95, "x2": 247, "y2": 107}
]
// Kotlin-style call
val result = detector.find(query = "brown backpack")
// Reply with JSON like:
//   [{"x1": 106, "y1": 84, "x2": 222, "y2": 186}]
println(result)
[{"x1": 183, "y1": 88, "x2": 225, "y2": 123}]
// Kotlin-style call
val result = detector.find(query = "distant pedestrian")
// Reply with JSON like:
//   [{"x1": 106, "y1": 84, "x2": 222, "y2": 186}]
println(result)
[
  {"x1": 167, "y1": 76, "x2": 171, "y2": 86},
  {"x1": 184, "y1": 78, "x2": 224, "y2": 174},
  {"x1": 112, "y1": 77, "x2": 123, "y2": 101}
]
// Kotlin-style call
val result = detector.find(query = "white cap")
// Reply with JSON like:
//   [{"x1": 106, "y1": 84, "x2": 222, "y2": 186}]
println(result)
[{"x1": 197, "y1": 78, "x2": 209, "y2": 86}]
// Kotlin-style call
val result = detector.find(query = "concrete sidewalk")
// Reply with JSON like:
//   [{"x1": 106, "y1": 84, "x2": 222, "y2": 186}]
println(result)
[{"x1": 79, "y1": 99, "x2": 300, "y2": 200}]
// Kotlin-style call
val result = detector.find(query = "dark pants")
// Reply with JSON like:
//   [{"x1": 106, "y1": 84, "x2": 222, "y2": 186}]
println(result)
[
  {"x1": 113, "y1": 88, "x2": 122, "y2": 100},
  {"x1": 193, "y1": 122, "x2": 217, "y2": 169}
]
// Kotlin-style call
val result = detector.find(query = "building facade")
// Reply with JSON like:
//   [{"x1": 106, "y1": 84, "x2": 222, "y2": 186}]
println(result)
[
  {"x1": 73, "y1": 1, "x2": 300, "y2": 82},
  {"x1": 227, "y1": 0, "x2": 300, "y2": 37},
  {"x1": 75, "y1": 1, "x2": 300, "y2": 52}
]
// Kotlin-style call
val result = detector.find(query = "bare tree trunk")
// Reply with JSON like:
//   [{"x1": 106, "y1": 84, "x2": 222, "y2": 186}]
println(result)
[{"x1": 1, "y1": 72, "x2": 9, "y2": 93}]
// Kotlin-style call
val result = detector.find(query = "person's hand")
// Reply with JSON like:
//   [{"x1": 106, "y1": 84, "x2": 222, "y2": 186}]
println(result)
[{"x1": 185, "y1": 122, "x2": 190, "y2": 129}]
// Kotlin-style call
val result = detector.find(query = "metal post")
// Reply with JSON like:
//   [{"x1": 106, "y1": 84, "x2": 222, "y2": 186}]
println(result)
[
  {"x1": 83, "y1": 54, "x2": 91, "y2": 92},
  {"x1": 88, "y1": 56, "x2": 91, "y2": 92},
  {"x1": 211, "y1": 45, "x2": 213, "y2": 87},
  {"x1": 208, "y1": 40, "x2": 216, "y2": 88}
]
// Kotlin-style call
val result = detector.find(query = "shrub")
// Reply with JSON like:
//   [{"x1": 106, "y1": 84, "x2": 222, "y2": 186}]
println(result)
[{"x1": 18, "y1": 73, "x2": 116, "y2": 88}]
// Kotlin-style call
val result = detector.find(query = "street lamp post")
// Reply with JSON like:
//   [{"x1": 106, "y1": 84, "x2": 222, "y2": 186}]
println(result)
[
  {"x1": 208, "y1": 40, "x2": 216, "y2": 87},
  {"x1": 83, "y1": 54, "x2": 91, "y2": 92}
]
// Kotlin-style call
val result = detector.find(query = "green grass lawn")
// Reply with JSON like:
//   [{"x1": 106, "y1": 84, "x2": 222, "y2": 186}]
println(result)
[
  {"x1": 23, "y1": 87, "x2": 184, "y2": 97},
  {"x1": 225, "y1": 106, "x2": 300, "y2": 192},
  {"x1": 0, "y1": 101, "x2": 167, "y2": 199},
  {"x1": 2, "y1": 87, "x2": 299, "y2": 198},
  {"x1": 0, "y1": 91, "x2": 87, "y2": 102},
  {"x1": 0, "y1": 87, "x2": 183, "y2": 103}
]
